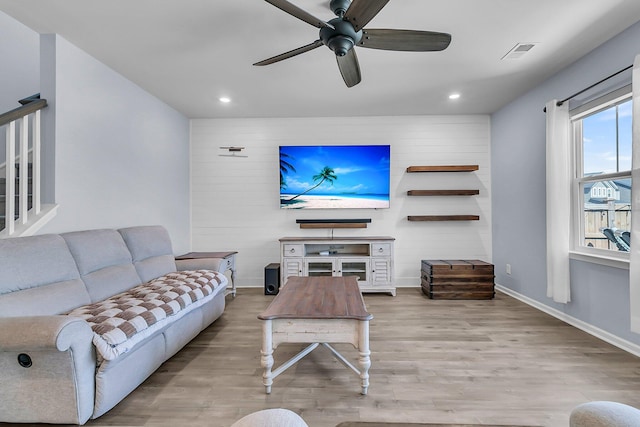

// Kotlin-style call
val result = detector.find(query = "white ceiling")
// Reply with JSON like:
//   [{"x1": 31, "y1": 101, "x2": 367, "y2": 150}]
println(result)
[{"x1": 2, "y1": 0, "x2": 640, "y2": 119}]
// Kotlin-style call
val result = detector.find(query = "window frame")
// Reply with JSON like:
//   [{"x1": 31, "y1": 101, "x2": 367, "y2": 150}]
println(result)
[{"x1": 569, "y1": 90, "x2": 633, "y2": 269}]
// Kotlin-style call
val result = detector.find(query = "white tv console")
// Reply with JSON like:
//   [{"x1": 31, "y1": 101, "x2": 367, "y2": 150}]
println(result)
[{"x1": 279, "y1": 236, "x2": 395, "y2": 296}]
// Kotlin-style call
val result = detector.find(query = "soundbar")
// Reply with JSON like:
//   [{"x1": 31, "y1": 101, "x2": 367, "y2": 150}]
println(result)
[{"x1": 295, "y1": 219, "x2": 371, "y2": 224}]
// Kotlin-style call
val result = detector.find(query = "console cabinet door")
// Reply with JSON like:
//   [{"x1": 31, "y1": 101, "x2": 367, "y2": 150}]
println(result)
[
  {"x1": 371, "y1": 258, "x2": 391, "y2": 286},
  {"x1": 304, "y1": 258, "x2": 336, "y2": 277},
  {"x1": 337, "y1": 258, "x2": 370, "y2": 287},
  {"x1": 282, "y1": 258, "x2": 303, "y2": 283}
]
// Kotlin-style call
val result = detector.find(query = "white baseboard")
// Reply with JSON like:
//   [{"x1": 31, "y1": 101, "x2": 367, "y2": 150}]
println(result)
[{"x1": 496, "y1": 284, "x2": 640, "y2": 358}]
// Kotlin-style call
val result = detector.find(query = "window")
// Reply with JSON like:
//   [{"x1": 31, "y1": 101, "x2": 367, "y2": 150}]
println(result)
[{"x1": 572, "y1": 93, "x2": 632, "y2": 256}]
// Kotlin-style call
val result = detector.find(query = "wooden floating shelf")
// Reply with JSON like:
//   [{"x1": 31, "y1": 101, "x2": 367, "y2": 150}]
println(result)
[
  {"x1": 406, "y1": 165, "x2": 479, "y2": 173},
  {"x1": 408, "y1": 215, "x2": 480, "y2": 222},
  {"x1": 407, "y1": 189, "x2": 480, "y2": 196}
]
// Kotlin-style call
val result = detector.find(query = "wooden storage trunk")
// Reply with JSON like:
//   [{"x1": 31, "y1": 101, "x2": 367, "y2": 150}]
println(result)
[{"x1": 421, "y1": 259, "x2": 495, "y2": 300}]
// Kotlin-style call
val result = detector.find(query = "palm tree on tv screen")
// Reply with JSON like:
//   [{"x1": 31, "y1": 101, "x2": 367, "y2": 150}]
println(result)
[
  {"x1": 286, "y1": 166, "x2": 338, "y2": 202},
  {"x1": 279, "y1": 152, "x2": 296, "y2": 190}
]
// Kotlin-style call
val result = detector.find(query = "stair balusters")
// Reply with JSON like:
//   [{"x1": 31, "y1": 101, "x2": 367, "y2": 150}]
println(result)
[{"x1": 1, "y1": 97, "x2": 46, "y2": 236}]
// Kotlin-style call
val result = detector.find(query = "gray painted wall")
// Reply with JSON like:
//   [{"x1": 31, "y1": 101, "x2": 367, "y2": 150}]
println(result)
[
  {"x1": 36, "y1": 34, "x2": 192, "y2": 253},
  {"x1": 0, "y1": 10, "x2": 192, "y2": 252},
  {"x1": 0, "y1": 11, "x2": 40, "y2": 165},
  {"x1": 0, "y1": 11, "x2": 39, "y2": 113},
  {"x1": 492, "y1": 21, "x2": 640, "y2": 345}
]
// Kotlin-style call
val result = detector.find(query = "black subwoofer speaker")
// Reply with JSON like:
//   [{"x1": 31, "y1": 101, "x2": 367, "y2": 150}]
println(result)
[{"x1": 264, "y1": 263, "x2": 280, "y2": 295}]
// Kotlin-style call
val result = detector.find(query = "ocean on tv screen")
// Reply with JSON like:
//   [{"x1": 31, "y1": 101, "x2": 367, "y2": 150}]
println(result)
[{"x1": 279, "y1": 145, "x2": 391, "y2": 209}]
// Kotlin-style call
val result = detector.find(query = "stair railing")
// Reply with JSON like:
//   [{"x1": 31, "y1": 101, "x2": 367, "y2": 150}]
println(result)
[{"x1": 0, "y1": 95, "x2": 47, "y2": 236}]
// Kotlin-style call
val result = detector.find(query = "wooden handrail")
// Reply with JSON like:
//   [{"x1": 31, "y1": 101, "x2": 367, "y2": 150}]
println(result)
[{"x1": 0, "y1": 98, "x2": 47, "y2": 127}]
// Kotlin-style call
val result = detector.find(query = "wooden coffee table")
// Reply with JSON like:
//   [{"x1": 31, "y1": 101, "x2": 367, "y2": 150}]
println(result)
[{"x1": 258, "y1": 276, "x2": 373, "y2": 395}]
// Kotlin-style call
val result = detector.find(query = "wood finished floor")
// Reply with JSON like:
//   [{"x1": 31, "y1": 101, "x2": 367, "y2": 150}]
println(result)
[{"x1": 14, "y1": 288, "x2": 640, "y2": 427}]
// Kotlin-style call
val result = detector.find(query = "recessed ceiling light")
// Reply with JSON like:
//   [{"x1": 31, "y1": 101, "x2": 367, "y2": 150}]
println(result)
[
  {"x1": 449, "y1": 93, "x2": 461, "y2": 100},
  {"x1": 219, "y1": 97, "x2": 231, "y2": 103}
]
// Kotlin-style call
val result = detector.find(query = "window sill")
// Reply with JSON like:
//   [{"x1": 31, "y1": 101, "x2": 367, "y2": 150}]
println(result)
[{"x1": 569, "y1": 250, "x2": 630, "y2": 270}]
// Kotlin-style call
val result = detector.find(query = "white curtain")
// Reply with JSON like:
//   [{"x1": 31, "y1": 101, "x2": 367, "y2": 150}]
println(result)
[
  {"x1": 545, "y1": 99, "x2": 571, "y2": 303},
  {"x1": 629, "y1": 54, "x2": 640, "y2": 332}
]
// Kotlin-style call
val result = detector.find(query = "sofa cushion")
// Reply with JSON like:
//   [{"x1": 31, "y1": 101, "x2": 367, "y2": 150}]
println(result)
[
  {"x1": 67, "y1": 270, "x2": 226, "y2": 361},
  {"x1": 0, "y1": 234, "x2": 90, "y2": 316},
  {"x1": 61, "y1": 229, "x2": 142, "y2": 303},
  {"x1": 118, "y1": 226, "x2": 177, "y2": 283}
]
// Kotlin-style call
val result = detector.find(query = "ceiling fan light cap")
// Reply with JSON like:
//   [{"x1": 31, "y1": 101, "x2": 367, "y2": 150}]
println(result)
[{"x1": 327, "y1": 35, "x2": 355, "y2": 56}]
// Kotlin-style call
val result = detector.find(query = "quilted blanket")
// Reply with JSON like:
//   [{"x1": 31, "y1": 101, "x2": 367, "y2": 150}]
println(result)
[{"x1": 67, "y1": 270, "x2": 225, "y2": 361}]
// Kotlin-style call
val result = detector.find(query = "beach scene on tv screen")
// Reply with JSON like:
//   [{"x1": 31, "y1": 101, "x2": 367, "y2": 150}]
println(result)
[{"x1": 279, "y1": 145, "x2": 391, "y2": 209}]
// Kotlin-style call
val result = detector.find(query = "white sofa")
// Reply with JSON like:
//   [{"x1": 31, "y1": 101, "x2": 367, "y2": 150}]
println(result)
[{"x1": 0, "y1": 225, "x2": 228, "y2": 424}]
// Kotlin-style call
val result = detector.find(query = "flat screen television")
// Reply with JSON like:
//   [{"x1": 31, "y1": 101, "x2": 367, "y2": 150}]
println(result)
[{"x1": 279, "y1": 145, "x2": 390, "y2": 209}]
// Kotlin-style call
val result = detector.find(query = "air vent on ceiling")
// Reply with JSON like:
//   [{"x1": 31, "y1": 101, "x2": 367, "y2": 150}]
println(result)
[{"x1": 501, "y1": 42, "x2": 538, "y2": 60}]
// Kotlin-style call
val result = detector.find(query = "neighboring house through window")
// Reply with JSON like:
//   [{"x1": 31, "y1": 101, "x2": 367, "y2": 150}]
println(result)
[{"x1": 572, "y1": 90, "x2": 632, "y2": 255}]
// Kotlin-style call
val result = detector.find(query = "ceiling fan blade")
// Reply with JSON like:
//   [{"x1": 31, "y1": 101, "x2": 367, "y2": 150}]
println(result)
[
  {"x1": 336, "y1": 49, "x2": 361, "y2": 88},
  {"x1": 254, "y1": 40, "x2": 324, "y2": 66},
  {"x1": 343, "y1": 0, "x2": 390, "y2": 32},
  {"x1": 358, "y1": 29, "x2": 452, "y2": 51},
  {"x1": 263, "y1": 0, "x2": 334, "y2": 29}
]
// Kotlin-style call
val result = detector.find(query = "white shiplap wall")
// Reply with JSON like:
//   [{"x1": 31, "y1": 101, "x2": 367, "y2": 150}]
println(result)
[{"x1": 190, "y1": 115, "x2": 491, "y2": 288}]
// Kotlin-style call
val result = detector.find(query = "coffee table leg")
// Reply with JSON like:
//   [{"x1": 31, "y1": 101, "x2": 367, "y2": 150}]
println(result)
[
  {"x1": 358, "y1": 320, "x2": 371, "y2": 395},
  {"x1": 261, "y1": 320, "x2": 274, "y2": 393}
]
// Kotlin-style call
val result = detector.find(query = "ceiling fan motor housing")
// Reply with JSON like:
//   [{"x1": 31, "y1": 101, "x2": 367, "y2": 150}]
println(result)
[{"x1": 320, "y1": 18, "x2": 363, "y2": 57}]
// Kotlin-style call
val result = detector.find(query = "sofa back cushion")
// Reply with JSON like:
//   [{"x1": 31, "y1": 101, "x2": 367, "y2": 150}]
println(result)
[
  {"x1": 0, "y1": 234, "x2": 91, "y2": 316},
  {"x1": 62, "y1": 229, "x2": 142, "y2": 303},
  {"x1": 118, "y1": 225, "x2": 177, "y2": 283}
]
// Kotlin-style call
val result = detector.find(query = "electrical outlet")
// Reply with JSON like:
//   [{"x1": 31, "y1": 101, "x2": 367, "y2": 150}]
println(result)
[{"x1": 506, "y1": 264, "x2": 512, "y2": 275}]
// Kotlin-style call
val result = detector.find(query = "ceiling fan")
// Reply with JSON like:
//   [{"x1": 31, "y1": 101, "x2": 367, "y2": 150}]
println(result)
[{"x1": 253, "y1": 0, "x2": 452, "y2": 87}]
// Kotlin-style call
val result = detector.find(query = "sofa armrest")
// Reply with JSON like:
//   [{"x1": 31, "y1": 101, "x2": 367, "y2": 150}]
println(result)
[
  {"x1": 0, "y1": 315, "x2": 92, "y2": 350},
  {"x1": 175, "y1": 252, "x2": 235, "y2": 297},
  {"x1": 0, "y1": 316, "x2": 96, "y2": 425},
  {"x1": 175, "y1": 257, "x2": 225, "y2": 272},
  {"x1": 570, "y1": 401, "x2": 640, "y2": 426}
]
